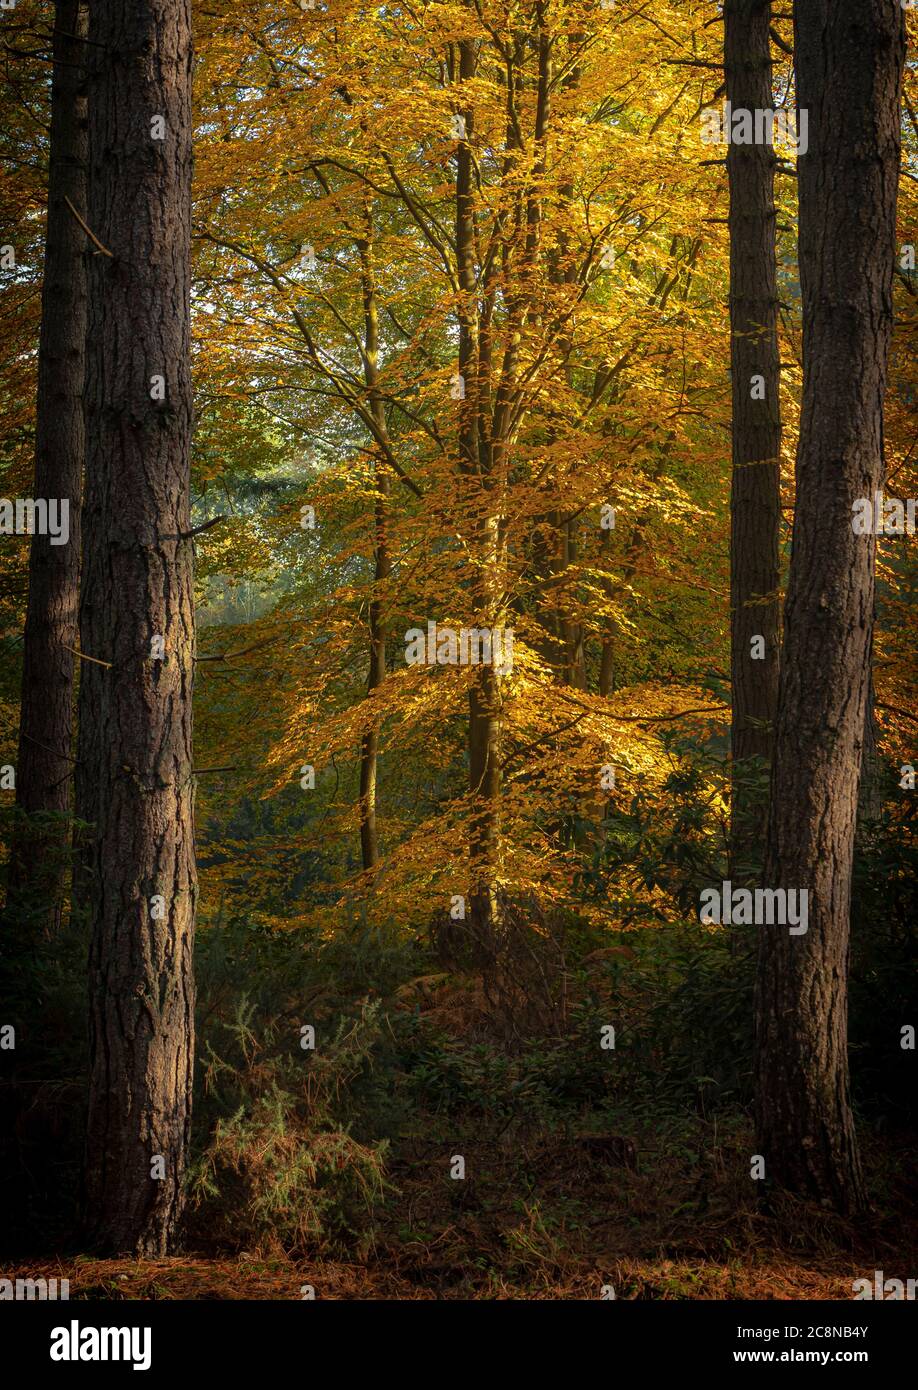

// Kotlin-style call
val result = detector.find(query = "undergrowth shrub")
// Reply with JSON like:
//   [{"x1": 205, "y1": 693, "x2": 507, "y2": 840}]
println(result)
[{"x1": 188, "y1": 996, "x2": 391, "y2": 1258}]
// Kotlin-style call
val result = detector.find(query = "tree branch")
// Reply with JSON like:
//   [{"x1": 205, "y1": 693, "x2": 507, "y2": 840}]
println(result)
[{"x1": 63, "y1": 196, "x2": 113, "y2": 257}]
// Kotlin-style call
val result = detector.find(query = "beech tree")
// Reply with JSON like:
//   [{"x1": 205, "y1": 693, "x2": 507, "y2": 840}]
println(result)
[
  {"x1": 192, "y1": 1, "x2": 728, "y2": 939},
  {"x1": 754, "y1": 0, "x2": 906, "y2": 1213},
  {"x1": 78, "y1": 0, "x2": 197, "y2": 1255}
]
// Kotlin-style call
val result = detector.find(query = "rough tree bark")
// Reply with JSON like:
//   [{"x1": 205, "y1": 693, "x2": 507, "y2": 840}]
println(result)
[
  {"x1": 5, "y1": 0, "x2": 87, "y2": 937},
  {"x1": 77, "y1": 0, "x2": 197, "y2": 1256},
  {"x1": 754, "y1": 0, "x2": 904, "y2": 1214},
  {"x1": 724, "y1": 0, "x2": 782, "y2": 887}
]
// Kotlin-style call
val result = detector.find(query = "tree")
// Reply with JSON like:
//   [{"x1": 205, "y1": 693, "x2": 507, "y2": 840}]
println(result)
[
  {"x1": 724, "y1": 0, "x2": 782, "y2": 888},
  {"x1": 754, "y1": 0, "x2": 906, "y2": 1213},
  {"x1": 191, "y1": 0, "x2": 729, "y2": 938},
  {"x1": 78, "y1": 0, "x2": 197, "y2": 1255},
  {"x1": 5, "y1": 0, "x2": 87, "y2": 936}
]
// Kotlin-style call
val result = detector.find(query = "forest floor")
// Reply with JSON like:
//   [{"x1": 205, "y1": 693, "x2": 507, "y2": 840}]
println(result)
[
  {"x1": 11, "y1": 1128, "x2": 917, "y2": 1300},
  {"x1": 5, "y1": 934, "x2": 916, "y2": 1301},
  {"x1": 10, "y1": 1250, "x2": 910, "y2": 1301}
]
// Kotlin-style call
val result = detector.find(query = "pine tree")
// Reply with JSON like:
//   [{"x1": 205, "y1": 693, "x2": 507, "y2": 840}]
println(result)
[{"x1": 78, "y1": 0, "x2": 197, "y2": 1255}]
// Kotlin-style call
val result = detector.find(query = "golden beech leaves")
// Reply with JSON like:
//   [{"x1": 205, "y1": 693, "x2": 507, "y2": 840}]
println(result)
[{"x1": 171, "y1": 0, "x2": 918, "y2": 930}]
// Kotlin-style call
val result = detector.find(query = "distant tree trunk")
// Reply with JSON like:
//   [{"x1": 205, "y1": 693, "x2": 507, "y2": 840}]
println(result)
[
  {"x1": 598, "y1": 520, "x2": 644, "y2": 699},
  {"x1": 597, "y1": 538, "x2": 616, "y2": 698},
  {"x1": 5, "y1": 0, "x2": 87, "y2": 936},
  {"x1": 534, "y1": 511, "x2": 586, "y2": 687},
  {"x1": 725, "y1": 0, "x2": 782, "y2": 888},
  {"x1": 454, "y1": 31, "x2": 501, "y2": 935},
  {"x1": 468, "y1": 655, "x2": 502, "y2": 933},
  {"x1": 754, "y1": 0, "x2": 904, "y2": 1214},
  {"x1": 78, "y1": 0, "x2": 197, "y2": 1256},
  {"x1": 538, "y1": 40, "x2": 586, "y2": 695},
  {"x1": 359, "y1": 474, "x2": 388, "y2": 871},
  {"x1": 357, "y1": 229, "x2": 389, "y2": 872},
  {"x1": 558, "y1": 517, "x2": 587, "y2": 689},
  {"x1": 858, "y1": 634, "x2": 883, "y2": 823}
]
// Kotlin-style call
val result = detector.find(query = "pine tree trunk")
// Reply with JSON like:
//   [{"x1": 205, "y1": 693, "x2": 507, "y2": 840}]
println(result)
[
  {"x1": 725, "y1": 0, "x2": 782, "y2": 887},
  {"x1": 78, "y1": 0, "x2": 197, "y2": 1256},
  {"x1": 754, "y1": 0, "x2": 905, "y2": 1214},
  {"x1": 5, "y1": 0, "x2": 87, "y2": 937}
]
